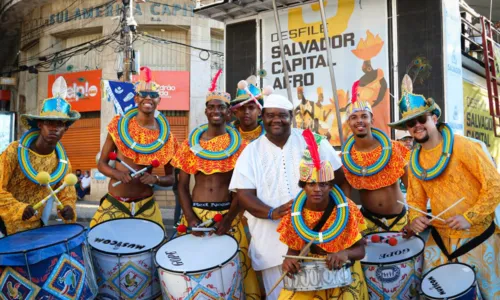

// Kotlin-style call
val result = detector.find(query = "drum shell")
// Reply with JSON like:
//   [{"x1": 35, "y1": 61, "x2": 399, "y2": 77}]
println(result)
[
  {"x1": 90, "y1": 249, "x2": 161, "y2": 300},
  {"x1": 0, "y1": 224, "x2": 97, "y2": 300},
  {"x1": 283, "y1": 261, "x2": 353, "y2": 291},
  {"x1": 420, "y1": 263, "x2": 478, "y2": 300},
  {"x1": 155, "y1": 234, "x2": 243, "y2": 299},
  {"x1": 361, "y1": 232, "x2": 425, "y2": 300}
]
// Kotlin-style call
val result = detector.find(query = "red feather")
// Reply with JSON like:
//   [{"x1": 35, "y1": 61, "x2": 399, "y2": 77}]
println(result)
[
  {"x1": 209, "y1": 69, "x2": 223, "y2": 92},
  {"x1": 302, "y1": 129, "x2": 321, "y2": 170},
  {"x1": 351, "y1": 80, "x2": 360, "y2": 104},
  {"x1": 140, "y1": 66, "x2": 152, "y2": 83}
]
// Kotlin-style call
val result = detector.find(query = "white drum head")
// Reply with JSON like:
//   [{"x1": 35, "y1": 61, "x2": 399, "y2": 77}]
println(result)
[
  {"x1": 421, "y1": 263, "x2": 476, "y2": 298},
  {"x1": 156, "y1": 234, "x2": 238, "y2": 274},
  {"x1": 362, "y1": 232, "x2": 424, "y2": 264},
  {"x1": 88, "y1": 218, "x2": 165, "y2": 254}
]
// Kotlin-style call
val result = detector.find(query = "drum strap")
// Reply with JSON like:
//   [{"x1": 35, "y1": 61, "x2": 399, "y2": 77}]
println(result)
[
  {"x1": 360, "y1": 206, "x2": 407, "y2": 231},
  {"x1": 309, "y1": 198, "x2": 335, "y2": 254},
  {"x1": 431, "y1": 222, "x2": 495, "y2": 261},
  {"x1": 104, "y1": 194, "x2": 156, "y2": 217}
]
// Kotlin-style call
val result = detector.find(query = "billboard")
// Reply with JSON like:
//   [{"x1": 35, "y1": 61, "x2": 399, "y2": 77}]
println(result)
[
  {"x1": 261, "y1": 0, "x2": 389, "y2": 146},
  {"x1": 48, "y1": 70, "x2": 102, "y2": 112},
  {"x1": 133, "y1": 71, "x2": 190, "y2": 111}
]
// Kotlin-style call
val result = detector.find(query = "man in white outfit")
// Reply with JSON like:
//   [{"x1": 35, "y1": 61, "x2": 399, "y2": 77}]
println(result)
[{"x1": 229, "y1": 94, "x2": 346, "y2": 299}]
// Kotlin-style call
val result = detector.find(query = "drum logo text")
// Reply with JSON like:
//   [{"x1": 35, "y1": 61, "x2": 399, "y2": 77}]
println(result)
[
  {"x1": 164, "y1": 251, "x2": 183, "y2": 266},
  {"x1": 379, "y1": 248, "x2": 410, "y2": 260},
  {"x1": 93, "y1": 238, "x2": 146, "y2": 250},
  {"x1": 375, "y1": 265, "x2": 401, "y2": 283},
  {"x1": 428, "y1": 276, "x2": 446, "y2": 295}
]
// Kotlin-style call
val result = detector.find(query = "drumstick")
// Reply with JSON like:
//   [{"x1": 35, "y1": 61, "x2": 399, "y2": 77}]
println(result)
[
  {"x1": 429, "y1": 197, "x2": 466, "y2": 223},
  {"x1": 112, "y1": 159, "x2": 160, "y2": 187},
  {"x1": 397, "y1": 200, "x2": 445, "y2": 222},
  {"x1": 33, "y1": 174, "x2": 78, "y2": 210},
  {"x1": 282, "y1": 255, "x2": 326, "y2": 261},
  {"x1": 108, "y1": 152, "x2": 137, "y2": 174},
  {"x1": 34, "y1": 172, "x2": 65, "y2": 211},
  {"x1": 267, "y1": 238, "x2": 315, "y2": 296},
  {"x1": 197, "y1": 213, "x2": 223, "y2": 228}
]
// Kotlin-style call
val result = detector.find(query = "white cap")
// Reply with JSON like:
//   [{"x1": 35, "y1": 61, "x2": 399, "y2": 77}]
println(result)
[
  {"x1": 395, "y1": 130, "x2": 411, "y2": 140},
  {"x1": 263, "y1": 94, "x2": 294, "y2": 111}
]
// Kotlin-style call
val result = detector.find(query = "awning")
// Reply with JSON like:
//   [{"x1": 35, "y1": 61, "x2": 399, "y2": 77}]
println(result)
[{"x1": 194, "y1": 0, "x2": 317, "y2": 22}]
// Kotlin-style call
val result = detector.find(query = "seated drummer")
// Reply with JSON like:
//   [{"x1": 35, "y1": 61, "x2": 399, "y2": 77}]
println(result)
[
  {"x1": 340, "y1": 81, "x2": 411, "y2": 235},
  {"x1": 170, "y1": 76, "x2": 261, "y2": 299},
  {"x1": 277, "y1": 129, "x2": 368, "y2": 299},
  {"x1": 91, "y1": 67, "x2": 178, "y2": 229},
  {"x1": 0, "y1": 79, "x2": 78, "y2": 235}
]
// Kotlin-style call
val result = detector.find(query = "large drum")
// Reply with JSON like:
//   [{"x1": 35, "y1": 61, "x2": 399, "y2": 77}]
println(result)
[
  {"x1": 420, "y1": 263, "x2": 478, "y2": 300},
  {"x1": 361, "y1": 232, "x2": 424, "y2": 299},
  {"x1": 155, "y1": 234, "x2": 243, "y2": 299},
  {"x1": 88, "y1": 218, "x2": 165, "y2": 300},
  {"x1": 283, "y1": 261, "x2": 353, "y2": 291},
  {"x1": 0, "y1": 224, "x2": 97, "y2": 300}
]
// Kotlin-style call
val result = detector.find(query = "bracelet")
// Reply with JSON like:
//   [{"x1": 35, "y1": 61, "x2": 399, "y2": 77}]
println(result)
[{"x1": 267, "y1": 207, "x2": 274, "y2": 220}]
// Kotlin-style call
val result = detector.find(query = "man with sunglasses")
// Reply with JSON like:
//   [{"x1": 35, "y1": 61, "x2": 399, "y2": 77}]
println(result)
[
  {"x1": 389, "y1": 76, "x2": 500, "y2": 299},
  {"x1": 91, "y1": 68, "x2": 178, "y2": 229},
  {"x1": 341, "y1": 81, "x2": 411, "y2": 235},
  {"x1": 0, "y1": 89, "x2": 79, "y2": 235},
  {"x1": 171, "y1": 87, "x2": 261, "y2": 299}
]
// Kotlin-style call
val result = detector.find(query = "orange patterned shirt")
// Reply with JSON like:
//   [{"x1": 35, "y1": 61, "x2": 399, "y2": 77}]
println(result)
[
  {"x1": 277, "y1": 199, "x2": 366, "y2": 253},
  {"x1": 108, "y1": 115, "x2": 178, "y2": 166},
  {"x1": 343, "y1": 140, "x2": 410, "y2": 190},
  {"x1": 171, "y1": 133, "x2": 248, "y2": 175}
]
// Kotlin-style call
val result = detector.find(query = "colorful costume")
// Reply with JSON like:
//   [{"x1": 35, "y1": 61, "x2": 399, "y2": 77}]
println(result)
[
  {"x1": 230, "y1": 94, "x2": 343, "y2": 300},
  {"x1": 172, "y1": 84, "x2": 261, "y2": 300},
  {"x1": 90, "y1": 68, "x2": 178, "y2": 229},
  {"x1": 342, "y1": 88, "x2": 410, "y2": 234},
  {"x1": 0, "y1": 77, "x2": 79, "y2": 235},
  {"x1": 277, "y1": 129, "x2": 368, "y2": 299},
  {"x1": 389, "y1": 75, "x2": 500, "y2": 300}
]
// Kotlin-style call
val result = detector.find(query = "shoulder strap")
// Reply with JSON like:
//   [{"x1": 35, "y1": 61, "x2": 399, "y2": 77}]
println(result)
[{"x1": 312, "y1": 196, "x2": 335, "y2": 232}]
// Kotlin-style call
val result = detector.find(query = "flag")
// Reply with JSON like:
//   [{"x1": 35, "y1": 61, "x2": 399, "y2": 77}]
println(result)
[{"x1": 102, "y1": 80, "x2": 136, "y2": 116}]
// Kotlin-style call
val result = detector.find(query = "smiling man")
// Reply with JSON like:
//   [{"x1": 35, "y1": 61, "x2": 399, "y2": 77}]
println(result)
[
  {"x1": 389, "y1": 76, "x2": 500, "y2": 299},
  {"x1": 91, "y1": 68, "x2": 178, "y2": 229},
  {"x1": 0, "y1": 86, "x2": 79, "y2": 235},
  {"x1": 171, "y1": 88, "x2": 261, "y2": 299},
  {"x1": 229, "y1": 93, "x2": 345, "y2": 299},
  {"x1": 341, "y1": 81, "x2": 411, "y2": 235}
]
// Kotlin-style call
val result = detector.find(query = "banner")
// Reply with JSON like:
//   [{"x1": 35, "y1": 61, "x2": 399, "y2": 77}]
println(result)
[
  {"x1": 133, "y1": 71, "x2": 190, "y2": 111},
  {"x1": 442, "y1": 0, "x2": 464, "y2": 135},
  {"x1": 261, "y1": 0, "x2": 389, "y2": 146},
  {"x1": 48, "y1": 70, "x2": 102, "y2": 112},
  {"x1": 102, "y1": 80, "x2": 136, "y2": 116},
  {"x1": 463, "y1": 80, "x2": 500, "y2": 168},
  {"x1": 494, "y1": 42, "x2": 500, "y2": 76}
]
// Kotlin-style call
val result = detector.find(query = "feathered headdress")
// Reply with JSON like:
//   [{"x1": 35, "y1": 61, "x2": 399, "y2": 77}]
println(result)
[
  {"x1": 135, "y1": 66, "x2": 159, "y2": 92},
  {"x1": 345, "y1": 80, "x2": 372, "y2": 117},
  {"x1": 206, "y1": 69, "x2": 231, "y2": 104},
  {"x1": 299, "y1": 129, "x2": 335, "y2": 183}
]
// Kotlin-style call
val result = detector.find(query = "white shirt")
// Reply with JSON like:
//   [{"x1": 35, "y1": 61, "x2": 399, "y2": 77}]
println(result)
[
  {"x1": 81, "y1": 176, "x2": 91, "y2": 189},
  {"x1": 229, "y1": 129, "x2": 342, "y2": 270}
]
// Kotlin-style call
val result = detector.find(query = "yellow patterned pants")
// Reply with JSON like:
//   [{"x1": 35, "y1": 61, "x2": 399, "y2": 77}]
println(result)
[
  {"x1": 179, "y1": 205, "x2": 262, "y2": 300},
  {"x1": 278, "y1": 260, "x2": 368, "y2": 300},
  {"x1": 90, "y1": 194, "x2": 165, "y2": 229},
  {"x1": 361, "y1": 207, "x2": 408, "y2": 235}
]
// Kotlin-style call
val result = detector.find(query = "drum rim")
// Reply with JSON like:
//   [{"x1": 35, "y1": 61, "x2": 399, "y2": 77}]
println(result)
[
  {"x1": 420, "y1": 262, "x2": 477, "y2": 299},
  {"x1": 0, "y1": 223, "x2": 85, "y2": 255},
  {"x1": 154, "y1": 234, "x2": 239, "y2": 275},
  {"x1": 87, "y1": 218, "x2": 166, "y2": 255},
  {"x1": 360, "y1": 231, "x2": 425, "y2": 265}
]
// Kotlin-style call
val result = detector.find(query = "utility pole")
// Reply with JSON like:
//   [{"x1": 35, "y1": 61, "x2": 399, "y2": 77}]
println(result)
[{"x1": 121, "y1": 0, "x2": 137, "y2": 82}]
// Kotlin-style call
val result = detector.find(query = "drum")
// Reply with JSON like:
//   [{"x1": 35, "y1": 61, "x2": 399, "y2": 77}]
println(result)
[
  {"x1": 361, "y1": 232, "x2": 424, "y2": 300},
  {"x1": 0, "y1": 224, "x2": 97, "y2": 300},
  {"x1": 420, "y1": 263, "x2": 478, "y2": 299},
  {"x1": 155, "y1": 234, "x2": 243, "y2": 299},
  {"x1": 88, "y1": 218, "x2": 165, "y2": 300},
  {"x1": 283, "y1": 261, "x2": 353, "y2": 291}
]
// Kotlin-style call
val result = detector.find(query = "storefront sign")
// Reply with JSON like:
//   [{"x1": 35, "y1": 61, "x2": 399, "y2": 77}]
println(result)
[
  {"x1": 48, "y1": 70, "x2": 102, "y2": 112},
  {"x1": 261, "y1": 0, "x2": 389, "y2": 146},
  {"x1": 0, "y1": 77, "x2": 16, "y2": 86},
  {"x1": 463, "y1": 80, "x2": 500, "y2": 168},
  {"x1": 132, "y1": 71, "x2": 190, "y2": 111}
]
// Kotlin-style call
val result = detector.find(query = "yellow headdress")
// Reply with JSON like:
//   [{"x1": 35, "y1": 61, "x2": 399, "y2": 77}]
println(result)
[
  {"x1": 345, "y1": 80, "x2": 372, "y2": 117},
  {"x1": 206, "y1": 69, "x2": 230, "y2": 104},
  {"x1": 299, "y1": 129, "x2": 335, "y2": 183},
  {"x1": 135, "y1": 67, "x2": 159, "y2": 92}
]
